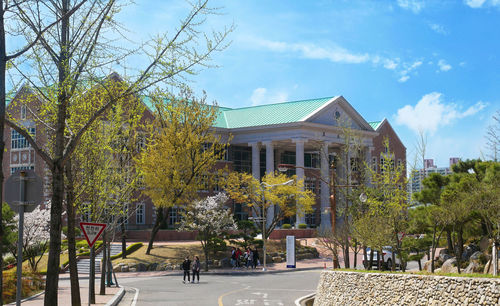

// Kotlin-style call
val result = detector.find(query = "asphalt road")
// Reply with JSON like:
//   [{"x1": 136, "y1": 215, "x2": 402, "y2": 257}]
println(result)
[{"x1": 116, "y1": 270, "x2": 322, "y2": 306}]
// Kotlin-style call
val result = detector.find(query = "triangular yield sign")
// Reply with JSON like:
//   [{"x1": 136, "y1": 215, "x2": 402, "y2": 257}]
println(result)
[{"x1": 80, "y1": 222, "x2": 107, "y2": 247}]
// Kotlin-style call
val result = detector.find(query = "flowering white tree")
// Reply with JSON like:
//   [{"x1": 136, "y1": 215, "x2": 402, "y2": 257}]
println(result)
[
  {"x1": 180, "y1": 193, "x2": 236, "y2": 271},
  {"x1": 11, "y1": 202, "x2": 52, "y2": 272}
]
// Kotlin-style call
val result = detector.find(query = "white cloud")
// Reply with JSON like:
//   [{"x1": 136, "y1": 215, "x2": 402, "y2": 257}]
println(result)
[
  {"x1": 254, "y1": 38, "x2": 370, "y2": 64},
  {"x1": 464, "y1": 0, "x2": 500, "y2": 8},
  {"x1": 398, "y1": 60, "x2": 423, "y2": 82},
  {"x1": 437, "y1": 59, "x2": 452, "y2": 72},
  {"x1": 383, "y1": 58, "x2": 399, "y2": 70},
  {"x1": 464, "y1": 0, "x2": 487, "y2": 8},
  {"x1": 459, "y1": 61, "x2": 466, "y2": 67},
  {"x1": 397, "y1": 0, "x2": 425, "y2": 13},
  {"x1": 395, "y1": 92, "x2": 487, "y2": 134},
  {"x1": 398, "y1": 75, "x2": 410, "y2": 83},
  {"x1": 429, "y1": 23, "x2": 448, "y2": 35},
  {"x1": 250, "y1": 88, "x2": 289, "y2": 106}
]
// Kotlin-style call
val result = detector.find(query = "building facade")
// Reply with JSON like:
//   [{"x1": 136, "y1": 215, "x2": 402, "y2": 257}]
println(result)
[
  {"x1": 408, "y1": 157, "x2": 460, "y2": 204},
  {"x1": 4, "y1": 89, "x2": 407, "y2": 231}
]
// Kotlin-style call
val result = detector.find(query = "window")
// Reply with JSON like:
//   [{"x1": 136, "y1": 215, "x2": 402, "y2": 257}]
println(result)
[
  {"x1": 11, "y1": 128, "x2": 35, "y2": 149},
  {"x1": 305, "y1": 209, "x2": 316, "y2": 227},
  {"x1": 372, "y1": 157, "x2": 377, "y2": 172},
  {"x1": 11, "y1": 166, "x2": 34, "y2": 174},
  {"x1": 304, "y1": 177, "x2": 316, "y2": 193},
  {"x1": 123, "y1": 203, "x2": 129, "y2": 224},
  {"x1": 136, "y1": 203, "x2": 145, "y2": 224},
  {"x1": 304, "y1": 152, "x2": 319, "y2": 168},
  {"x1": 21, "y1": 105, "x2": 27, "y2": 120},
  {"x1": 168, "y1": 207, "x2": 184, "y2": 226},
  {"x1": 397, "y1": 159, "x2": 402, "y2": 168},
  {"x1": 380, "y1": 156, "x2": 385, "y2": 174},
  {"x1": 136, "y1": 134, "x2": 146, "y2": 152},
  {"x1": 233, "y1": 202, "x2": 248, "y2": 221},
  {"x1": 231, "y1": 146, "x2": 252, "y2": 173}
]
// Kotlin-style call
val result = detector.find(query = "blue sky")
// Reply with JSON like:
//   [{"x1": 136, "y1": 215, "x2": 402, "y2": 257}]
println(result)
[{"x1": 96, "y1": 1, "x2": 500, "y2": 167}]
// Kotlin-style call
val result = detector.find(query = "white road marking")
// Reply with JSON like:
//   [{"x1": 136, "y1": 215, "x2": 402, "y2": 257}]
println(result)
[{"x1": 131, "y1": 287, "x2": 139, "y2": 306}]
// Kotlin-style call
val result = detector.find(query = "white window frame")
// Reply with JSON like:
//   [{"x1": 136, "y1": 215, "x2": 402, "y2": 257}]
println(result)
[
  {"x1": 136, "y1": 203, "x2": 145, "y2": 224},
  {"x1": 21, "y1": 105, "x2": 27, "y2": 120}
]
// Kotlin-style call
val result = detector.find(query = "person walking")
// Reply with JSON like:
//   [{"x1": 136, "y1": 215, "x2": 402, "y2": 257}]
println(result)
[
  {"x1": 235, "y1": 248, "x2": 243, "y2": 268},
  {"x1": 253, "y1": 248, "x2": 260, "y2": 268},
  {"x1": 192, "y1": 256, "x2": 201, "y2": 283},
  {"x1": 231, "y1": 247, "x2": 237, "y2": 269},
  {"x1": 245, "y1": 248, "x2": 254, "y2": 269},
  {"x1": 182, "y1": 256, "x2": 191, "y2": 283}
]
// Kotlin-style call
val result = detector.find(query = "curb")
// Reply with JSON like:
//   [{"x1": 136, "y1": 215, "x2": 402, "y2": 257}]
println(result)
[
  {"x1": 7, "y1": 291, "x2": 45, "y2": 305},
  {"x1": 294, "y1": 292, "x2": 315, "y2": 306},
  {"x1": 105, "y1": 286, "x2": 125, "y2": 306}
]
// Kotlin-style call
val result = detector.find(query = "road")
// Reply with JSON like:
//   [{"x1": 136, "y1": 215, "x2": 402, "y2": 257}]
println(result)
[{"x1": 116, "y1": 270, "x2": 322, "y2": 306}]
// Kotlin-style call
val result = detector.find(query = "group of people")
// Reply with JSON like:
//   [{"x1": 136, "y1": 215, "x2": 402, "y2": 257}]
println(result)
[
  {"x1": 181, "y1": 255, "x2": 201, "y2": 283},
  {"x1": 231, "y1": 246, "x2": 260, "y2": 269}
]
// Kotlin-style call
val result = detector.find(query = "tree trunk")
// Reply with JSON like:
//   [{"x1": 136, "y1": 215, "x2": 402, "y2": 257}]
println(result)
[
  {"x1": 44, "y1": 164, "x2": 65, "y2": 306},
  {"x1": 146, "y1": 207, "x2": 164, "y2": 254},
  {"x1": 446, "y1": 229, "x2": 453, "y2": 253},
  {"x1": 65, "y1": 161, "x2": 81, "y2": 306},
  {"x1": 0, "y1": 5, "x2": 6, "y2": 302},
  {"x1": 363, "y1": 246, "x2": 367, "y2": 269},
  {"x1": 417, "y1": 251, "x2": 422, "y2": 271},
  {"x1": 100, "y1": 232, "x2": 107, "y2": 295},
  {"x1": 377, "y1": 248, "x2": 382, "y2": 270},
  {"x1": 89, "y1": 246, "x2": 95, "y2": 304},
  {"x1": 204, "y1": 247, "x2": 209, "y2": 272},
  {"x1": 45, "y1": 1, "x2": 70, "y2": 304},
  {"x1": 353, "y1": 240, "x2": 358, "y2": 269},
  {"x1": 368, "y1": 247, "x2": 374, "y2": 270},
  {"x1": 456, "y1": 226, "x2": 463, "y2": 274},
  {"x1": 391, "y1": 249, "x2": 396, "y2": 271},
  {"x1": 121, "y1": 221, "x2": 127, "y2": 259}
]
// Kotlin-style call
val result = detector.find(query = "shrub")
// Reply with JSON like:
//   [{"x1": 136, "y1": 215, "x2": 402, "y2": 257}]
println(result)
[
  {"x1": 110, "y1": 242, "x2": 143, "y2": 260},
  {"x1": 2, "y1": 270, "x2": 44, "y2": 304},
  {"x1": 298, "y1": 223, "x2": 307, "y2": 229},
  {"x1": 282, "y1": 224, "x2": 292, "y2": 229}
]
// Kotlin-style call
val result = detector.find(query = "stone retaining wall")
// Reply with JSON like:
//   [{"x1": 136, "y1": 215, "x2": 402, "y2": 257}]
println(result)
[{"x1": 314, "y1": 271, "x2": 500, "y2": 306}]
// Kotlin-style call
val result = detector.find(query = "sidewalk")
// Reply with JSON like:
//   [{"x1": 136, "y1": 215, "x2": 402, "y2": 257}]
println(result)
[
  {"x1": 17, "y1": 238, "x2": 337, "y2": 305},
  {"x1": 12, "y1": 284, "x2": 121, "y2": 306}
]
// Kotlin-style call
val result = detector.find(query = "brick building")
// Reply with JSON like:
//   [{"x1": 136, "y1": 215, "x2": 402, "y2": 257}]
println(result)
[{"x1": 4, "y1": 87, "x2": 406, "y2": 232}]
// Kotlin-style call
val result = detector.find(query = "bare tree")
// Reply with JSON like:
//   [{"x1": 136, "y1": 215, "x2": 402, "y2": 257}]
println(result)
[
  {"x1": 4, "y1": 1, "x2": 232, "y2": 304},
  {"x1": 485, "y1": 110, "x2": 500, "y2": 162}
]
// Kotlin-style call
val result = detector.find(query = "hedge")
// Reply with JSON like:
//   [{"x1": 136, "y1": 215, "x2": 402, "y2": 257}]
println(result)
[{"x1": 110, "y1": 242, "x2": 143, "y2": 260}]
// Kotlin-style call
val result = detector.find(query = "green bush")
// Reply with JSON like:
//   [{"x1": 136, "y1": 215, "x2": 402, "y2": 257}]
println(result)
[
  {"x1": 282, "y1": 224, "x2": 292, "y2": 229},
  {"x1": 2, "y1": 270, "x2": 44, "y2": 304},
  {"x1": 298, "y1": 223, "x2": 307, "y2": 229},
  {"x1": 110, "y1": 242, "x2": 143, "y2": 260}
]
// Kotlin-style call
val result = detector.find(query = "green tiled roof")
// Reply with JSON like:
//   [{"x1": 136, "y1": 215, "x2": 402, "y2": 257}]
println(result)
[
  {"x1": 215, "y1": 97, "x2": 334, "y2": 129},
  {"x1": 140, "y1": 95, "x2": 335, "y2": 129},
  {"x1": 368, "y1": 121, "x2": 382, "y2": 130}
]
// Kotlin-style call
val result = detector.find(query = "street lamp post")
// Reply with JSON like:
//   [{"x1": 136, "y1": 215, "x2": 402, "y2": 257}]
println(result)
[{"x1": 277, "y1": 163, "x2": 366, "y2": 269}]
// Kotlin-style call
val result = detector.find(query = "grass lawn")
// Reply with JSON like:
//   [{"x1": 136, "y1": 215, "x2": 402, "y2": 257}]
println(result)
[
  {"x1": 111, "y1": 240, "x2": 302, "y2": 267},
  {"x1": 112, "y1": 243, "x2": 204, "y2": 266},
  {"x1": 5, "y1": 253, "x2": 69, "y2": 274}
]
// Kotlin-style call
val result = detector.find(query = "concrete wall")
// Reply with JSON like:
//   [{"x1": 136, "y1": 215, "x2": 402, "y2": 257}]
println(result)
[{"x1": 314, "y1": 271, "x2": 500, "y2": 306}]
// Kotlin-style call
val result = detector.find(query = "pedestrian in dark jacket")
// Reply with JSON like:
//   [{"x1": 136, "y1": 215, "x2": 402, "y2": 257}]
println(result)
[
  {"x1": 182, "y1": 256, "x2": 191, "y2": 283},
  {"x1": 253, "y1": 248, "x2": 260, "y2": 268},
  {"x1": 192, "y1": 256, "x2": 201, "y2": 283}
]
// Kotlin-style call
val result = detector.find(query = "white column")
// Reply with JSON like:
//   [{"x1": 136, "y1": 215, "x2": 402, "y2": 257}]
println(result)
[
  {"x1": 293, "y1": 138, "x2": 306, "y2": 227},
  {"x1": 319, "y1": 142, "x2": 331, "y2": 232},
  {"x1": 249, "y1": 142, "x2": 261, "y2": 221},
  {"x1": 263, "y1": 141, "x2": 274, "y2": 227},
  {"x1": 249, "y1": 142, "x2": 261, "y2": 180}
]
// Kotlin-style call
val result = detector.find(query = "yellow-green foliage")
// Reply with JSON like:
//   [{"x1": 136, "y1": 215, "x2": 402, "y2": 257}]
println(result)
[
  {"x1": 138, "y1": 90, "x2": 229, "y2": 209},
  {"x1": 2, "y1": 270, "x2": 44, "y2": 304},
  {"x1": 224, "y1": 172, "x2": 315, "y2": 238}
]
